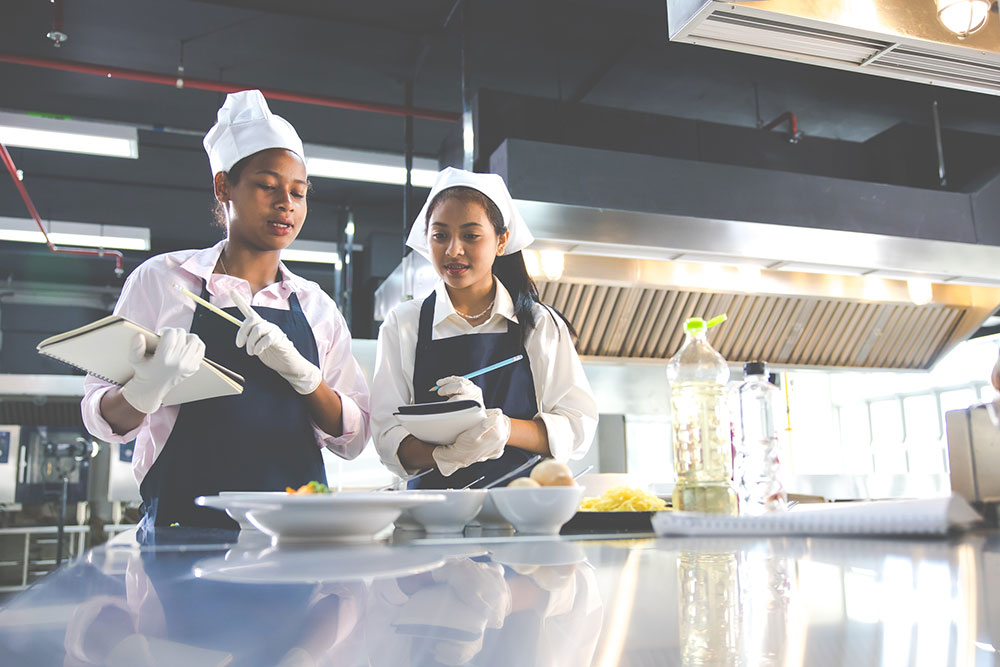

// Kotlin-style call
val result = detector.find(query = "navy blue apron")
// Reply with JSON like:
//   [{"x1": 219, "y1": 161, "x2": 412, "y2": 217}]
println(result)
[
  {"x1": 138, "y1": 279, "x2": 326, "y2": 529},
  {"x1": 409, "y1": 292, "x2": 537, "y2": 490}
]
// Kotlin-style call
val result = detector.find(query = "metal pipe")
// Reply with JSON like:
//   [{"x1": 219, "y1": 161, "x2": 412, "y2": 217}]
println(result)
[
  {"x1": 932, "y1": 100, "x2": 947, "y2": 188},
  {"x1": 343, "y1": 210, "x2": 355, "y2": 329},
  {"x1": 459, "y1": 2, "x2": 474, "y2": 170},
  {"x1": 0, "y1": 52, "x2": 460, "y2": 123},
  {"x1": 0, "y1": 142, "x2": 124, "y2": 276}
]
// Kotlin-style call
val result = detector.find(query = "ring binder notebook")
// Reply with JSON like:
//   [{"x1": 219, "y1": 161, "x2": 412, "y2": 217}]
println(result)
[{"x1": 37, "y1": 315, "x2": 244, "y2": 406}]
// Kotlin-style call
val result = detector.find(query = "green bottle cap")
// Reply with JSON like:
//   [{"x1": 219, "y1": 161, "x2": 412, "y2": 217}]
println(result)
[{"x1": 684, "y1": 313, "x2": 727, "y2": 335}]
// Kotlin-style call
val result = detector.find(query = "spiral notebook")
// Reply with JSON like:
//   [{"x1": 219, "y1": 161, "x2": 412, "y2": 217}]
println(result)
[
  {"x1": 651, "y1": 495, "x2": 982, "y2": 537},
  {"x1": 37, "y1": 315, "x2": 244, "y2": 406}
]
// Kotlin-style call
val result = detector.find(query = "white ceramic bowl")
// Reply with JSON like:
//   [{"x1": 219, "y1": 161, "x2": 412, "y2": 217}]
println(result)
[
  {"x1": 408, "y1": 489, "x2": 488, "y2": 534},
  {"x1": 489, "y1": 486, "x2": 585, "y2": 535}
]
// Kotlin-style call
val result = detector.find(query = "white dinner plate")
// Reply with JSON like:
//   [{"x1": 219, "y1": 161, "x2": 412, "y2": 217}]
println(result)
[{"x1": 196, "y1": 491, "x2": 446, "y2": 544}]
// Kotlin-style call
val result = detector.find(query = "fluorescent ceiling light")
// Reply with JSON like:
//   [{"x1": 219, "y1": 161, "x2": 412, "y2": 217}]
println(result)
[
  {"x1": 304, "y1": 143, "x2": 438, "y2": 187},
  {"x1": 0, "y1": 216, "x2": 149, "y2": 250},
  {"x1": 0, "y1": 111, "x2": 138, "y2": 159},
  {"x1": 280, "y1": 239, "x2": 362, "y2": 265}
]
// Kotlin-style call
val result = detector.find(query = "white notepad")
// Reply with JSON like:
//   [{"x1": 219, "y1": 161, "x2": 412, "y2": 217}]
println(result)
[
  {"x1": 37, "y1": 315, "x2": 244, "y2": 406},
  {"x1": 651, "y1": 494, "x2": 982, "y2": 537}
]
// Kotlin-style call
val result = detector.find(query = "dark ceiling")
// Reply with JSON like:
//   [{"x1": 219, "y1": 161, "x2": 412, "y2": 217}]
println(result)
[{"x1": 5, "y1": 0, "x2": 1000, "y2": 301}]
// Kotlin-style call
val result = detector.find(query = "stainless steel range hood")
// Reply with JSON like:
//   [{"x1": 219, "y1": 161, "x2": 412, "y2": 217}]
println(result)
[
  {"x1": 376, "y1": 138, "x2": 1000, "y2": 369},
  {"x1": 667, "y1": 0, "x2": 1000, "y2": 96}
]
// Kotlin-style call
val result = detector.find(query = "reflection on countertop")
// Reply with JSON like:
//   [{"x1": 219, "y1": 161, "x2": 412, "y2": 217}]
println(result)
[{"x1": 0, "y1": 526, "x2": 999, "y2": 666}]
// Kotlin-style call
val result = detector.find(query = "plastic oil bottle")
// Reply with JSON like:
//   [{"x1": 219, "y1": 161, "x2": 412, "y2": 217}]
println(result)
[
  {"x1": 667, "y1": 315, "x2": 738, "y2": 515},
  {"x1": 734, "y1": 361, "x2": 787, "y2": 514}
]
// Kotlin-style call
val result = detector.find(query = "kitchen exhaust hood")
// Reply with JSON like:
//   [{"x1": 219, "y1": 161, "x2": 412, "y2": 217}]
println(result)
[
  {"x1": 376, "y1": 137, "x2": 1000, "y2": 370},
  {"x1": 667, "y1": 0, "x2": 1000, "y2": 95}
]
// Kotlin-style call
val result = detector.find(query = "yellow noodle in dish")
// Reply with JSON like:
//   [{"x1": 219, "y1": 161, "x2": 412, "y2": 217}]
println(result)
[{"x1": 579, "y1": 486, "x2": 669, "y2": 512}]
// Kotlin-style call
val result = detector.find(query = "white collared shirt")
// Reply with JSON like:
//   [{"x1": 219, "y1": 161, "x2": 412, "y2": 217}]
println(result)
[
  {"x1": 371, "y1": 279, "x2": 598, "y2": 477},
  {"x1": 81, "y1": 240, "x2": 372, "y2": 486}
]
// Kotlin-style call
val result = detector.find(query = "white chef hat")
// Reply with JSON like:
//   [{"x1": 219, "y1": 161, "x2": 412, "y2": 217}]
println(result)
[
  {"x1": 405, "y1": 167, "x2": 534, "y2": 261},
  {"x1": 203, "y1": 89, "x2": 305, "y2": 176}
]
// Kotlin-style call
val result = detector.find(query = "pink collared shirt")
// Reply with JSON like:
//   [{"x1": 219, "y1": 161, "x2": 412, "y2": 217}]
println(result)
[{"x1": 81, "y1": 240, "x2": 371, "y2": 486}]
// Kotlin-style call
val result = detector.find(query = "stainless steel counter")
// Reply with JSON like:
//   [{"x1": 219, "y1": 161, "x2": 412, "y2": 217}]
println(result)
[{"x1": 0, "y1": 526, "x2": 998, "y2": 666}]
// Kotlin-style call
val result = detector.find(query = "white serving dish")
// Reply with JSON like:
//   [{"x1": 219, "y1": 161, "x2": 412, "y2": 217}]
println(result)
[
  {"x1": 408, "y1": 489, "x2": 488, "y2": 534},
  {"x1": 488, "y1": 486, "x2": 585, "y2": 535},
  {"x1": 215, "y1": 491, "x2": 286, "y2": 531},
  {"x1": 196, "y1": 491, "x2": 446, "y2": 544},
  {"x1": 393, "y1": 401, "x2": 486, "y2": 445}
]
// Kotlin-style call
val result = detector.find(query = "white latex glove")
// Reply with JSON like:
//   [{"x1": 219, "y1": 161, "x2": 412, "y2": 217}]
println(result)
[
  {"x1": 121, "y1": 328, "x2": 205, "y2": 414},
  {"x1": 231, "y1": 289, "x2": 322, "y2": 395},
  {"x1": 435, "y1": 375, "x2": 484, "y2": 406},
  {"x1": 431, "y1": 559, "x2": 512, "y2": 630},
  {"x1": 432, "y1": 408, "x2": 510, "y2": 477}
]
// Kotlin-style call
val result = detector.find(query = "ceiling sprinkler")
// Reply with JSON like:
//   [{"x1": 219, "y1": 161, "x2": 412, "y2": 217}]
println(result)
[{"x1": 46, "y1": 30, "x2": 68, "y2": 47}]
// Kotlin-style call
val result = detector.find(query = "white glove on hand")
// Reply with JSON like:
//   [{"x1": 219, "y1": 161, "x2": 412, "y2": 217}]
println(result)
[
  {"x1": 432, "y1": 408, "x2": 510, "y2": 477},
  {"x1": 435, "y1": 375, "x2": 484, "y2": 405},
  {"x1": 121, "y1": 328, "x2": 205, "y2": 414},
  {"x1": 231, "y1": 290, "x2": 322, "y2": 395}
]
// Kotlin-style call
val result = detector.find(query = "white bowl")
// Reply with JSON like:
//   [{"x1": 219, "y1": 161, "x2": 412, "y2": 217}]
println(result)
[
  {"x1": 475, "y1": 493, "x2": 513, "y2": 530},
  {"x1": 408, "y1": 489, "x2": 488, "y2": 534},
  {"x1": 489, "y1": 486, "x2": 585, "y2": 535}
]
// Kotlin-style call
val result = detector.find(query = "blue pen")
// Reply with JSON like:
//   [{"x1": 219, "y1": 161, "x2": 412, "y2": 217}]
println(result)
[{"x1": 429, "y1": 354, "x2": 524, "y2": 392}]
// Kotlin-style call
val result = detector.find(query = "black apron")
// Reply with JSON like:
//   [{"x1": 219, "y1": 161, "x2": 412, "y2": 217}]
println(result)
[
  {"x1": 409, "y1": 293, "x2": 537, "y2": 490},
  {"x1": 138, "y1": 279, "x2": 326, "y2": 529}
]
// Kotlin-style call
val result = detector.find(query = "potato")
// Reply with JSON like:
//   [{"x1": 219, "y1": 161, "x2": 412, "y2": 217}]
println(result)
[
  {"x1": 508, "y1": 477, "x2": 541, "y2": 488},
  {"x1": 529, "y1": 459, "x2": 576, "y2": 486}
]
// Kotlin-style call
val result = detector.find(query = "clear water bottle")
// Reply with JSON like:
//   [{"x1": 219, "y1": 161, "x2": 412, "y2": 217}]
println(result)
[
  {"x1": 667, "y1": 315, "x2": 738, "y2": 515},
  {"x1": 734, "y1": 361, "x2": 787, "y2": 514}
]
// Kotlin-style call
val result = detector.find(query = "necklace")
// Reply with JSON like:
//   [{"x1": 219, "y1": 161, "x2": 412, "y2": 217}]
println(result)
[
  {"x1": 455, "y1": 298, "x2": 495, "y2": 321},
  {"x1": 218, "y1": 249, "x2": 229, "y2": 276}
]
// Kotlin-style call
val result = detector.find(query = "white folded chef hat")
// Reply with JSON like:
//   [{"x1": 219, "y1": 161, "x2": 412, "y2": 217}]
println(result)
[
  {"x1": 406, "y1": 167, "x2": 534, "y2": 261},
  {"x1": 203, "y1": 89, "x2": 305, "y2": 176}
]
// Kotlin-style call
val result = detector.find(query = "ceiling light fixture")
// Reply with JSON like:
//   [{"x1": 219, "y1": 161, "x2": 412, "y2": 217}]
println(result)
[
  {"x1": 0, "y1": 111, "x2": 138, "y2": 159},
  {"x1": 937, "y1": 0, "x2": 993, "y2": 38},
  {"x1": 304, "y1": 144, "x2": 438, "y2": 187},
  {"x1": 0, "y1": 216, "x2": 149, "y2": 250}
]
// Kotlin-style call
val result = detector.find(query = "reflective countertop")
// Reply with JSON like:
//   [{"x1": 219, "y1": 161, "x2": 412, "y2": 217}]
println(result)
[{"x1": 2, "y1": 526, "x2": 999, "y2": 666}]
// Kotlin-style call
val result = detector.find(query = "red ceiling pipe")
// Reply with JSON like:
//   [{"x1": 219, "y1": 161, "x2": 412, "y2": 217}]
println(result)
[
  {"x1": 0, "y1": 142, "x2": 124, "y2": 276},
  {"x1": 0, "y1": 53, "x2": 461, "y2": 123},
  {"x1": 762, "y1": 111, "x2": 802, "y2": 144}
]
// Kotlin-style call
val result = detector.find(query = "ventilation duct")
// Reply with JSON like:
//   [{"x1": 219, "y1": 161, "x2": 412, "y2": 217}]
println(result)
[{"x1": 667, "y1": 0, "x2": 1000, "y2": 95}]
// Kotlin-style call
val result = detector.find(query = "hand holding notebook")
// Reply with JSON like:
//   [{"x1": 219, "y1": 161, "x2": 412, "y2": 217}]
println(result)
[
  {"x1": 37, "y1": 315, "x2": 244, "y2": 407},
  {"x1": 120, "y1": 327, "x2": 206, "y2": 413}
]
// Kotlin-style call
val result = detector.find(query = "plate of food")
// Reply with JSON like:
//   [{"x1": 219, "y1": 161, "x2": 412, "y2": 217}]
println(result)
[
  {"x1": 197, "y1": 486, "x2": 447, "y2": 544},
  {"x1": 560, "y1": 486, "x2": 671, "y2": 534}
]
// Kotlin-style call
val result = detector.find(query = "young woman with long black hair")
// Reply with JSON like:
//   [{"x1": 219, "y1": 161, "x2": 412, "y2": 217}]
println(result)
[{"x1": 371, "y1": 168, "x2": 597, "y2": 488}]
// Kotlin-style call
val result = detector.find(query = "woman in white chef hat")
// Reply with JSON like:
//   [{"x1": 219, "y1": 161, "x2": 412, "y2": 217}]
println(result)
[
  {"x1": 80, "y1": 90, "x2": 370, "y2": 530},
  {"x1": 371, "y1": 167, "x2": 597, "y2": 488}
]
